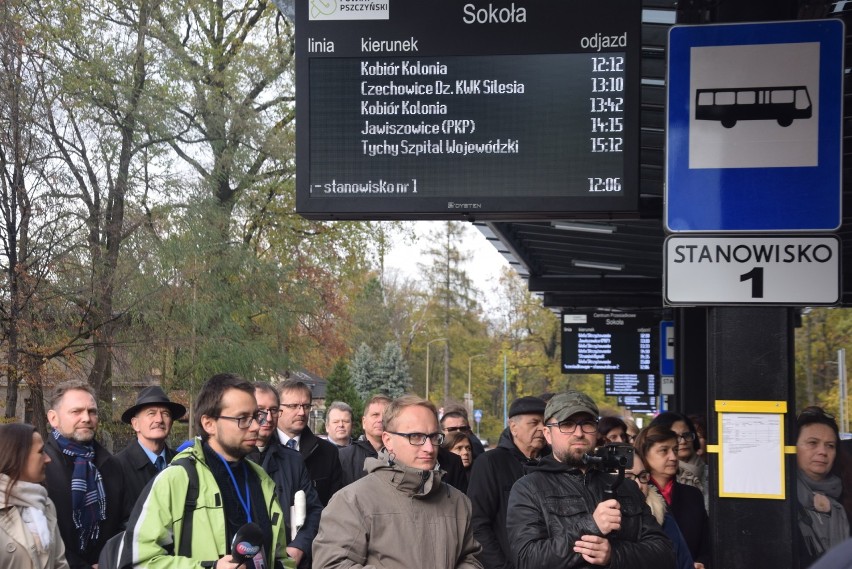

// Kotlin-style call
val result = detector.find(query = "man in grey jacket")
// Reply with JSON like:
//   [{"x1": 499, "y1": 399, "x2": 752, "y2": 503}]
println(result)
[{"x1": 312, "y1": 395, "x2": 483, "y2": 569}]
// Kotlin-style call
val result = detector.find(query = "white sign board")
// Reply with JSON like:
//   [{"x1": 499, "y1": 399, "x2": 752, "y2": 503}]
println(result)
[{"x1": 665, "y1": 235, "x2": 840, "y2": 305}]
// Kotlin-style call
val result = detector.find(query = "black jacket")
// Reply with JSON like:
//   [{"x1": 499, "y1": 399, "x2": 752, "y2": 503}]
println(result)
[
  {"x1": 339, "y1": 436, "x2": 380, "y2": 487},
  {"x1": 668, "y1": 481, "x2": 712, "y2": 567},
  {"x1": 467, "y1": 428, "x2": 549, "y2": 569},
  {"x1": 507, "y1": 455, "x2": 675, "y2": 569},
  {"x1": 111, "y1": 439, "x2": 177, "y2": 523},
  {"x1": 44, "y1": 436, "x2": 125, "y2": 569},
  {"x1": 251, "y1": 436, "x2": 323, "y2": 567},
  {"x1": 295, "y1": 426, "x2": 344, "y2": 506}
]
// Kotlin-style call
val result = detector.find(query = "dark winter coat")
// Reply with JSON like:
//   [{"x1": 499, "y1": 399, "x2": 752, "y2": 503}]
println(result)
[
  {"x1": 111, "y1": 439, "x2": 177, "y2": 523},
  {"x1": 467, "y1": 428, "x2": 549, "y2": 569},
  {"x1": 295, "y1": 426, "x2": 344, "y2": 506},
  {"x1": 338, "y1": 437, "x2": 379, "y2": 487},
  {"x1": 668, "y1": 481, "x2": 712, "y2": 567},
  {"x1": 44, "y1": 437, "x2": 125, "y2": 569},
  {"x1": 507, "y1": 455, "x2": 675, "y2": 569}
]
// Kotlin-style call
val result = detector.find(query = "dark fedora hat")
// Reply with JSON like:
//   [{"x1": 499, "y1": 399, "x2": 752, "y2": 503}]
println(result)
[{"x1": 121, "y1": 385, "x2": 187, "y2": 424}]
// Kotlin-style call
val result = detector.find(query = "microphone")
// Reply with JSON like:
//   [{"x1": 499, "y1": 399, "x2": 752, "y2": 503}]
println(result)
[
  {"x1": 231, "y1": 522, "x2": 264, "y2": 565},
  {"x1": 290, "y1": 490, "x2": 306, "y2": 541}
]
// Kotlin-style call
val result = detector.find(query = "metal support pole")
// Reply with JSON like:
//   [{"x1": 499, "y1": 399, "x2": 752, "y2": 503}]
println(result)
[
  {"x1": 503, "y1": 353, "x2": 508, "y2": 428},
  {"x1": 839, "y1": 348, "x2": 847, "y2": 433}
]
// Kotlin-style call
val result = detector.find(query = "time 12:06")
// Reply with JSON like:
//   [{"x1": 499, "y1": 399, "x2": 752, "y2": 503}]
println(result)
[{"x1": 588, "y1": 177, "x2": 622, "y2": 192}]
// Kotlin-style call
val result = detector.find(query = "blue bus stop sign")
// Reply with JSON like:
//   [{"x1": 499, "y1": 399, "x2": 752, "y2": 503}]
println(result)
[
  {"x1": 474, "y1": 409, "x2": 483, "y2": 423},
  {"x1": 666, "y1": 20, "x2": 844, "y2": 232}
]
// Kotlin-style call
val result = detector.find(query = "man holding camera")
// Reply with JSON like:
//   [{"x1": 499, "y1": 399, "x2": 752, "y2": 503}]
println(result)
[{"x1": 507, "y1": 390, "x2": 674, "y2": 569}]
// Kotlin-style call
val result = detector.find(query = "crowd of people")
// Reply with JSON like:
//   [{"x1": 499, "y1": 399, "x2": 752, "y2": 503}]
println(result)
[{"x1": 1, "y1": 376, "x2": 850, "y2": 568}]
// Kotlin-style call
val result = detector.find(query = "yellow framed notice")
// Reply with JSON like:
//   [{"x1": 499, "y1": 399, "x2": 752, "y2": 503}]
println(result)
[{"x1": 714, "y1": 400, "x2": 787, "y2": 500}]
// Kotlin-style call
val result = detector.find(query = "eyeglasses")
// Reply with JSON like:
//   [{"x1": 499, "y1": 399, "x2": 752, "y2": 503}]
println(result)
[
  {"x1": 280, "y1": 403, "x2": 313, "y2": 412},
  {"x1": 544, "y1": 419, "x2": 599, "y2": 434},
  {"x1": 218, "y1": 412, "x2": 268, "y2": 429},
  {"x1": 444, "y1": 426, "x2": 471, "y2": 433},
  {"x1": 387, "y1": 431, "x2": 445, "y2": 446},
  {"x1": 257, "y1": 407, "x2": 280, "y2": 418},
  {"x1": 675, "y1": 432, "x2": 696, "y2": 442},
  {"x1": 625, "y1": 470, "x2": 651, "y2": 484}
]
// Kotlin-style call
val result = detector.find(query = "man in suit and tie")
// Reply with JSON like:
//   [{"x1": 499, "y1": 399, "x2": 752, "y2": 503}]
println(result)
[{"x1": 112, "y1": 385, "x2": 186, "y2": 522}]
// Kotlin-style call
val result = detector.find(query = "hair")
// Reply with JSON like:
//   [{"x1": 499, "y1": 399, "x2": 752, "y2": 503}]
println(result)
[
  {"x1": 442, "y1": 430, "x2": 470, "y2": 451},
  {"x1": 440, "y1": 410, "x2": 469, "y2": 427},
  {"x1": 442, "y1": 403, "x2": 469, "y2": 421},
  {"x1": 49, "y1": 380, "x2": 97, "y2": 410},
  {"x1": 253, "y1": 381, "x2": 280, "y2": 407},
  {"x1": 326, "y1": 401, "x2": 353, "y2": 421},
  {"x1": 633, "y1": 425, "x2": 679, "y2": 471},
  {"x1": 0, "y1": 423, "x2": 37, "y2": 502},
  {"x1": 364, "y1": 394, "x2": 392, "y2": 416},
  {"x1": 689, "y1": 414, "x2": 707, "y2": 440},
  {"x1": 277, "y1": 379, "x2": 313, "y2": 401},
  {"x1": 597, "y1": 416, "x2": 628, "y2": 444},
  {"x1": 195, "y1": 373, "x2": 255, "y2": 440},
  {"x1": 649, "y1": 411, "x2": 700, "y2": 452},
  {"x1": 382, "y1": 395, "x2": 438, "y2": 431}
]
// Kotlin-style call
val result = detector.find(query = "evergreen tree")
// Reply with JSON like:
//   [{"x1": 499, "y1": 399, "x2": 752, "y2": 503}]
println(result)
[
  {"x1": 351, "y1": 343, "x2": 380, "y2": 398},
  {"x1": 324, "y1": 358, "x2": 364, "y2": 437},
  {"x1": 377, "y1": 341, "x2": 412, "y2": 398}
]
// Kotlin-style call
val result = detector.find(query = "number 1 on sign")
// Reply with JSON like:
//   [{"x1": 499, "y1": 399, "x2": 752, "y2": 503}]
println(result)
[{"x1": 740, "y1": 267, "x2": 764, "y2": 298}]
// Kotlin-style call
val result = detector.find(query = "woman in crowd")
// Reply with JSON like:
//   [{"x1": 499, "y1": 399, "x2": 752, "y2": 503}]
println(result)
[
  {"x1": 625, "y1": 460, "x2": 700, "y2": 569},
  {"x1": 796, "y1": 407, "x2": 850, "y2": 567},
  {"x1": 634, "y1": 425, "x2": 711, "y2": 568},
  {"x1": 597, "y1": 416, "x2": 630, "y2": 445},
  {"x1": 0, "y1": 423, "x2": 69, "y2": 569},
  {"x1": 443, "y1": 431, "x2": 473, "y2": 483},
  {"x1": 650, "y1": 412, "x2": 707, "y2": 498}
]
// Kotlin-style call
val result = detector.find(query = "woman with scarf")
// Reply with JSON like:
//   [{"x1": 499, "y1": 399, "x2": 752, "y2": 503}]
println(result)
[
  {"x1": 0, "y1": 423, "x2": 69, "y2": 569},
  {"x1": 796, "y1": 407, "x2": 850, "y2": 567}
]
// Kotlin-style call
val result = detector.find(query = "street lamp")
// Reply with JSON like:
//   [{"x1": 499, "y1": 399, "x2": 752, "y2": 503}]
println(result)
[
  {"x1": 467, "y1": 354, "x2": 486, "y2": 416},
  {"x1": 425, "y1": 338, "x2": 448, "y2": 401}
]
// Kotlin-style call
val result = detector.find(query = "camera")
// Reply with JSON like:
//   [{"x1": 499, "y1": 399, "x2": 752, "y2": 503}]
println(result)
[{"x1": 583, "y1": 442, "x2": 634, "y2": 471}]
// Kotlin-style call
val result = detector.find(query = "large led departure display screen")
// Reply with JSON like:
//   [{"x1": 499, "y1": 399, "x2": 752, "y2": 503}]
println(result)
[{"x1": 295, "y1": 0, "x2": 641, "y2": 219}]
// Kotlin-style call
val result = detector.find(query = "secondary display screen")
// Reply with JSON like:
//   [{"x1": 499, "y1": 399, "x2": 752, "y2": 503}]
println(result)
[
  {"x1": 296, "y1": 0, "x2": 641, "y2": 219},
  {"x1": 561, "y1": 311, "x2": 658, "y2": 374},
  {"x1": 604, "y1": 374, "x2": 658, "y2": 397}
]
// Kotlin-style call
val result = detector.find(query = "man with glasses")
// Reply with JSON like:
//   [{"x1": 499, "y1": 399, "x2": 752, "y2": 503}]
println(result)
[
  {"x1": 468, "y1": 396, "x2": 549, "y2": 569},
  {"x1": 507, "y1": 390, "x2": 674, "y2": 569},
  {"x1": 277, "y1": 379, "x2": 343, "y2": 505},
  {"x1": 313, "y1": 395, "x2": 483, "y2": 569},
  {"x1": 250, "y1": 382, "x2": 323, "y2": 568},
  {"x1": 124, "y1": 373, "x2": 292, "y2": 568},
  {"x1": 441, "y1": 405, "x2": 485, "y2": 460}
]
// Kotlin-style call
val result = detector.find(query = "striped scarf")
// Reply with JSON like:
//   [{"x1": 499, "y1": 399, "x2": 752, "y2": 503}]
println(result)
[{"x1": 51, "y1": 429, "x2": 106, "y2": 552}]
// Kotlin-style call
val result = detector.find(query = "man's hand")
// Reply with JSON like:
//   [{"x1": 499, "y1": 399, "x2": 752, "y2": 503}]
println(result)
[
  {"x1": 694, "y1": 563, "x2": 705, "y2": 569},
  {"x1": 214, "y1": 555, "x2": 246, "y2": 568},
  {"x1": 286, "y1": 546, "x2": 305, "y2": 565},
  {"x1": 574, "y1": 534, "x2": 611, "y2": 566},
  {"x1": 592, "y1": 499, "x2": 621, "y2": 535}
]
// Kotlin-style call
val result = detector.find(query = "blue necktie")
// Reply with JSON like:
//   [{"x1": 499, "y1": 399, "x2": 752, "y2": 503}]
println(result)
[
  {"x1": 286, "y1": 439, "x2": 297, "y2": 450},
  {"x1": 155, "y1": 455, "x2": 166, "y2": 472}
]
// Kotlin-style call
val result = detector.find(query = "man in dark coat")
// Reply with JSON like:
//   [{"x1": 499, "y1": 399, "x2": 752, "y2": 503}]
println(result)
[
  {"x1": 339, "y1": 394, "x2": 391, "y2": 486},
  {"x1": 277, "y1": 379, "x2": 344, "y2": 505},
  {"x1": 467, "y1": 396, "x2": 550, "y2": 569},
  {"x1": 111, "y1": 385, "x2": 186, "y2": 522},
  {"x1": 44, "y1": 380, "x2": 125, "y2": 569},
  {"x1": 507, "y1": 390, "x2": 674, "y2": 569},
  {"x1": 252, "y1": 382, "x2": 323, "y2": 568}
]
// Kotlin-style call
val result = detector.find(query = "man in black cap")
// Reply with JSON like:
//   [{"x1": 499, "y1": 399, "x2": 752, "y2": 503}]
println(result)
[
  {"x1": 507, "y1": 390, "x2": 674, "y2": 569},
  {"x1": 112, "y1": 385, "x2": 186, "y2": 522},
  {"x1": 467, "y1": 395, "x2": 550, "y2": 569}
]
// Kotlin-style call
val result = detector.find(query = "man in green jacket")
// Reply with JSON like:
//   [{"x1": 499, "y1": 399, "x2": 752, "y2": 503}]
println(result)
[{"x1": 123, "y1": 373, "x2": 290, "y2": 569}]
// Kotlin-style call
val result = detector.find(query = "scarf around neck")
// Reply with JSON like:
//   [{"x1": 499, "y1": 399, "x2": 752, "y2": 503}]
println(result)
[
  {"x1": 0, "y1": 474, "x2": 52, "y2": 547},
  {"x1": 51, "y1": 429, "x2": 106, "y2": 553}
]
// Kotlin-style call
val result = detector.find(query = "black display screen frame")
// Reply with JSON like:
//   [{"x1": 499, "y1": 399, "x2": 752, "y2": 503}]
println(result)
[
  {"x1": 561, "y1": 311, "x2": 659, "y2": 375},
  {"x1": 295, "y1": 0, "x2": 642, "y2": 220}
]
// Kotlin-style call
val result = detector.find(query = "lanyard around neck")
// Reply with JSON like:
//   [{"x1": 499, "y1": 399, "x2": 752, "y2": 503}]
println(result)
[{"x1": 215, "y1": 452, "x2": 252, "y2": 523}]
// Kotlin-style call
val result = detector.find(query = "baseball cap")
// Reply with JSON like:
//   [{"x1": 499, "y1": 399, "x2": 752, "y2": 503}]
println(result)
[{"x1": 544, "y1": 390, "x2": 599, "y2": 423}]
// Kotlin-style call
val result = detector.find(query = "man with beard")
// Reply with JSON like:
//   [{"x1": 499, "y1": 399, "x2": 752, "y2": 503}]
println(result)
[
  {"x1": 44, "y1": 380, "x2": 124, "y2": 569},
  {"x1": 507, "y1": 391, "x2": 674, "y2": 569},
  {"x1": 467, "y1": 396, "x2": 549, "y2": 569},
  {"x1": 123, "y1": 373, "x2": 291, "y2": 568}
]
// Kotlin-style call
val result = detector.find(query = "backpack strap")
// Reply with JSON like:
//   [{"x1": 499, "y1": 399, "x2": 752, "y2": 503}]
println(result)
[{"x1": 171, "y1": 456, "x2": 200, "y2": 558}]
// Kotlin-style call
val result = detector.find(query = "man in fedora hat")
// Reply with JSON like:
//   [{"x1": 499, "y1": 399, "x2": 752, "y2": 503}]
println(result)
[{"x1": 112, "y1": 385, "x2": 186, "y2": 522}]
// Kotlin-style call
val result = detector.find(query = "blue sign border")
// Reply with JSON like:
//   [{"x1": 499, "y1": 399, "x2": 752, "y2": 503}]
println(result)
[{"x1": 666, "y1": 20, "x2": 844, "y2": 232}]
